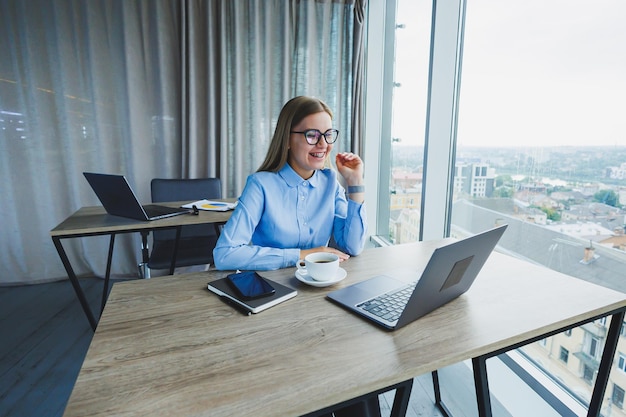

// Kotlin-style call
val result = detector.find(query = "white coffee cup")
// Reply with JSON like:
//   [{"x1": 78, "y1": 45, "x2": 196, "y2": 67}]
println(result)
[{"x1": 297, "y1": 253, "x2": 340, "y2": 282}]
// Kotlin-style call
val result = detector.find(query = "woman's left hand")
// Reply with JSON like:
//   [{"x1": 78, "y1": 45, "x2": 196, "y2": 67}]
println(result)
[{"x1": 335, "y1": 152, "x2": 364, "y2": 185}]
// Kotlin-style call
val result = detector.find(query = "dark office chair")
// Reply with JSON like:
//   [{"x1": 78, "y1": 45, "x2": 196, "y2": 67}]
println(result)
[{"x1": 147, "y1": 178, "x2": 222, "y2": 273}]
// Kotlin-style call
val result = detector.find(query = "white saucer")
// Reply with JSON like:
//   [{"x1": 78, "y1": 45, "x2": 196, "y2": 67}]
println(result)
[{"x1": 295, "y1": 267, "x2": 347, "y2": 287}]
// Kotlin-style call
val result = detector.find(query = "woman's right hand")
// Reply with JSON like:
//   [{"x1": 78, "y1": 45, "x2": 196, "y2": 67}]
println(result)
[{"x1": 299, "y1": 247, "x2": 350, "y2": 262}]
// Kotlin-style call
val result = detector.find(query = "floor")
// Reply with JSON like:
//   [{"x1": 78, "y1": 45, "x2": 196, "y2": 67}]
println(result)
[
  {"x1": 0, "y1": 278, "x2": 103, "y2": 417},
  {"x1": 0, "y1": 277, "x2": 451, "y2": 417}
]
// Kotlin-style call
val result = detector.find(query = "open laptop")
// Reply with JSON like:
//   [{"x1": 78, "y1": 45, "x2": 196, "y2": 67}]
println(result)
[
  {"x1": 327, "y1": 224, "x2": 508, "y2": 330},
  {"x1": 83, "y1": 172, "x2": 192, "y2": 221}
]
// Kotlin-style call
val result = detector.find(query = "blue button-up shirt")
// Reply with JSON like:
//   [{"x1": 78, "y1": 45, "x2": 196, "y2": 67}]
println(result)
[{"x1": 213, "y1": 164, "x2": 367, "y2": 270}]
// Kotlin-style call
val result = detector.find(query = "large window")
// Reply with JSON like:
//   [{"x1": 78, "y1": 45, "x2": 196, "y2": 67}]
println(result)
[
  {"x1": 367, "y1": 0, "x2": 626, "y2": 415},
  {"x1": 453, "y1": 1, "x2": 626, "y2": 415}
]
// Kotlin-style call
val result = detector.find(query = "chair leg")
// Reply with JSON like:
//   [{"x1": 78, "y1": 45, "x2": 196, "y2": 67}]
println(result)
[
  {"x1": 138, "y1": 230, "x2": 151, "y2": 279},
  {"x1": 137, "y1": 262, "x2": 151, "y2": 279}
]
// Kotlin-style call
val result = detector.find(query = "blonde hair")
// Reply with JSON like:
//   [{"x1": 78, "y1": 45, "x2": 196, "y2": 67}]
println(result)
[{"x1": 258, "y1": 96, "x2": 334, "y2": 172}]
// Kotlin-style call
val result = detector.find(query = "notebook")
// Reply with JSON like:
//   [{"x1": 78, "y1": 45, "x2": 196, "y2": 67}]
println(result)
[
  {"x1": 182, "y1": 199, "x2": 237, "y2": 212},
  {"x1": 208, "y1": 275, "x2": 298, "y2": 314},
  {"x1": 327, "y1": 224, "x2": 508, "y2": 330},
  {"x1": 83, "y1": 172, "x2": 192, "y2": 221}
]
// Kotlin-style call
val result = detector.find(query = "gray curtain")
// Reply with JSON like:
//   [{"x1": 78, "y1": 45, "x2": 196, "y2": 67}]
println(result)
[{"x1": 0, "y1": 0, "x2": 366, "y2": 285}]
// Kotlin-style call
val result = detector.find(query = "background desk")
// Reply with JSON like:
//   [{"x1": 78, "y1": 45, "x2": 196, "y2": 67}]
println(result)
[
  {"x1": 50, "y1": 202, "x2": 233, "y2": 331},
  {"x1": 63, "y1": 241, "x2": 626, "y2": 417}
]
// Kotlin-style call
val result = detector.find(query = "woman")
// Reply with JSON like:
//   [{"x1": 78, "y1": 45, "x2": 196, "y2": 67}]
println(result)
[
  {"x1": 213, "y1": 96, "x2": 368, "y2": 271},
  {"x1": 214, "y1": 96, "x2": 379, "y2": 416}
]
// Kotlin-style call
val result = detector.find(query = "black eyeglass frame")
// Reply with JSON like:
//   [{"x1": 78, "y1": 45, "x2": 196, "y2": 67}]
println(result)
[{"x1": 290, "y1": 129, "x2": 339, "y2": 145}]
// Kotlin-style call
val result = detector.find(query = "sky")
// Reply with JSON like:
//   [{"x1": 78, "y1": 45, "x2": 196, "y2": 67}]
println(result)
[{"x1": 391, "y1": 0, "x2": 626, "y2": 148}]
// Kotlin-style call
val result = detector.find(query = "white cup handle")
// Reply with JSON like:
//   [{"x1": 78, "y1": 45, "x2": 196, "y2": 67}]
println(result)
[{"x1": 297, "y1": 260, "x2": 308, "y2": 274}]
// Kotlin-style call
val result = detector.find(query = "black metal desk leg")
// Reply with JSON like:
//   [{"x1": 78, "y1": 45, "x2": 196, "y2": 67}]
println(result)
[
  {"x1": 100, "y1": 234, "x2": 115, "y2": 316},
  {"x1": 390, "y1": 378, "x2": 413, "y2": 417},
  {"x1": 168, "y1": 226, "x2": 182, "y2": 275},
  {"x1": 52, "y1": 237, "x2": 98, "y2": 331},
  {"x1": 473, "y1": 356, "x2": 493, "y2": 417},
  {"x1": 587, "y1": 310, "x2": 626, "y2": 417},
  {"x1": 432, "y1": 370, "x2": 442, "y2": 404},
  {"x1": 432, "y1": 370, "x2": 453, "y2": 417}
]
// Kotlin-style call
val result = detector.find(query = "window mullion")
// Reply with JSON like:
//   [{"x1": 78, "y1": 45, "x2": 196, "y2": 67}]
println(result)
[{"x1": 420, "y1": 0, "x2": 467, "y2": 240}]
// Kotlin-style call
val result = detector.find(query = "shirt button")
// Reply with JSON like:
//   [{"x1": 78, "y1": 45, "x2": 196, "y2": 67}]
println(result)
[{"x1": 303, "y1": 181, "x2": 309, "y2": 186}]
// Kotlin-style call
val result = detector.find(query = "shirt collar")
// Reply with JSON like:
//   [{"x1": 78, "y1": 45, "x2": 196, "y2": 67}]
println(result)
[{"x1": 279, "y1": 163, "x2": 322, "y2": 188}]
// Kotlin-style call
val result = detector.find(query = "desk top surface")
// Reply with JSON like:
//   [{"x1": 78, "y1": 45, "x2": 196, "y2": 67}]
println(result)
[
  {"x1": 50, "y1": 200, "x2": 235, "y2": 237},
  {"x1": 63, "y1": 241, "x2": 626, "y2": 417}
]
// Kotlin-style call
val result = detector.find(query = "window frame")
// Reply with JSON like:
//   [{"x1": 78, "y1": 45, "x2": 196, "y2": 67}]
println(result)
[{"x1": 364, "y1": 0, "x2": 467, "y2": 243}]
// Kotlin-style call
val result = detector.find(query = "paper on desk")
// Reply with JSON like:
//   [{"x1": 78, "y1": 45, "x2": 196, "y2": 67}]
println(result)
[{"x1": 182, "y1": 199, "x2": 237, "y2": 212}]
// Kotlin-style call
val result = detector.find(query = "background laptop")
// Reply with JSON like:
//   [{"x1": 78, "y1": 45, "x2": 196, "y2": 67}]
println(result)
[
  {"x1": 327, "y1": 224, "x2": 508, "y2": 330},
  {"x1": 83, "y1": 172, "x2": 191, "y2": 221}
]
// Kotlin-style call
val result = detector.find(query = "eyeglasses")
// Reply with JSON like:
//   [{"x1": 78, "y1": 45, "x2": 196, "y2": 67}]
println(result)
[{"x1": 290, "y1": 129, "x2": 339, "y2": 145}]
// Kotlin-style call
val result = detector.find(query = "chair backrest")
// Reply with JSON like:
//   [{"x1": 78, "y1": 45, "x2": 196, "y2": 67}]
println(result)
[
  {"x1": 151, "y1": 178, "x2": 222, "y2": 241},
  {"x1": 151, "y1": 178, "x2": 222, "y2": 203}
]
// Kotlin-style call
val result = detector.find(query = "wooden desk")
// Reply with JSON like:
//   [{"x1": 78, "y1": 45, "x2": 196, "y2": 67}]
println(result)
[
  {"x1": 63, "y1": 241, "x2": 626, "y2": 417},
  {"x1": 50, "y1": 202, "x2": 233, "y2": 331}
]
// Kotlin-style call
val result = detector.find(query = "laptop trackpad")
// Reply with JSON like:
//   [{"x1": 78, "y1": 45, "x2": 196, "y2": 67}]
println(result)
[{"x1": 328, "y1": 275, "x2": 406, "y2": 306}]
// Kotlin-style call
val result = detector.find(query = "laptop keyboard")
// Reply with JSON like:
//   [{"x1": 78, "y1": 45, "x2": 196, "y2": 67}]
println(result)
[{"x1": 357, "y1": 281, "x2": 418, "y2": 322}]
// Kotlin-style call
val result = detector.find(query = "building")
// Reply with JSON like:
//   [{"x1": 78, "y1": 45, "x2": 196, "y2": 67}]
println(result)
[
  {"x1": 454, "y1": 163, "x2": 496, "y2": 198},
  {"x1": 608, "y1": 163, "x2": 626, "y2": 180}
]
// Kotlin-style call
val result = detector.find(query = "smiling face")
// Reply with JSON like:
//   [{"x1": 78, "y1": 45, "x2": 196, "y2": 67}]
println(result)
[{"x1": 287, "y1": 111, "x2": 333, "y2": 179}]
